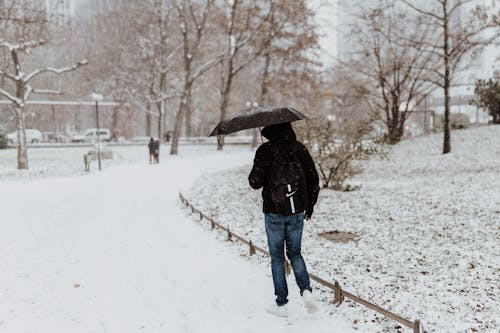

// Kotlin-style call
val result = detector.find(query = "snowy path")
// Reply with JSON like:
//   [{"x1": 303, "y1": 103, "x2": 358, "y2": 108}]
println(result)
[{"x1": 0, "y1": 149, "x2": 354, "y2": 333}]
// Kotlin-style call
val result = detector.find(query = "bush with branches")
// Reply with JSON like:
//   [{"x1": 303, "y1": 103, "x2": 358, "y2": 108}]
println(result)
[
  {"x1": 296, "y1": 114, "x2": 386, "y2": 191},
  {"x1": 474, "y1": 79, "x2": 500, "y2": 124}
]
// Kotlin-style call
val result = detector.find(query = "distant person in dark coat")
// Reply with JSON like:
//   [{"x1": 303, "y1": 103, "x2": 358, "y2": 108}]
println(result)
[
  {"x1": 154, "y1": 139, "x2": 160, "y2": 163},
  {"x1": 248, "y1": 122, "x2": 320, "y2": 317},
  {"x1": 148, "y1": 138, "x2": 156, "y2": 164}
]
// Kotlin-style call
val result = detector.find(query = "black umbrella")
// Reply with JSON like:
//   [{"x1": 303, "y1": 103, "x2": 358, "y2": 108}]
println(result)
[{"x1": 209, "y1": 107, "x2": 307, "y2": 136}]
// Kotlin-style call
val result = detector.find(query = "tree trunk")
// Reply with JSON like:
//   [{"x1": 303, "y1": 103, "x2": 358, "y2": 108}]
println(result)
[
  {"x1": 157, "y1": 101, "x2": 163, "y2": 141},
  {"x1": 184, "y1": 88, "x2": 193, "y2": 138},
  {"x1": 112, "y1": 106, "x2": 120, "y2": 139},
  {"x1": 146, "y1": 108, "x2": 152, "y2": 137},
  {"x1": 253, "y1": 49, "x2": 271, "y2": 148},
  {"x1": 13, "y1": 60, "x2": 28, "y2": 169},
  {"x1": 126, "y1": 105, "x2": 134, "y2": 139},
  {"x1": 387, "y1": 98, "x2": 403, "y2": 144},
  {"x1": 15, "y1": 107, "x2": 28, "y2": 170},
  {"x1": 184, "y1": 99, "x2": 192, "y2": 138},
  {"x1": 163, "y1": 101, "x2": 168, "y2": 139},
  {"x1": 251, "y1": 128, "x2": 260, "y2": 147},
  {"x1": 443, "y1": 75, "x2": 451, "y2": 153},
  {"x1": 158, "y1": 70, "x2": 166, "y2": 141},
  {"x1": 442, "y1": 1, "x2": 451, "y2": 154},
  {"x1": 217, "y1": 66, "x2": 234, "y2": 151},
  {"x1": 170, "y1": 84, "x2": 191, "y2": 155},
  {"x1": 170, "y1": 99, "x2": 185, "y2": 155},
  {"x1": 51, "y1": 105, "x2": 58, "y2": 133}
]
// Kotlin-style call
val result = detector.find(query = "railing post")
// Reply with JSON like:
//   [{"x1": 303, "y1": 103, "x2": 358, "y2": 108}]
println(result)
[
  {"x1": 249, "y1": 240, "x2": 256, "y2": 256},
  {"x1": 413, "y1": 320, "x2": 421, "y2": 333},
  {"x1": 334, "y1": 280, "x2": 344, "y2": 307}
]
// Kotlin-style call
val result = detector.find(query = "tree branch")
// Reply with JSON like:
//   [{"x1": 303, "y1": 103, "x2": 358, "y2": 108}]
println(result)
[
  {"x1": 0, "y1": 69, "x2": 16, "y2": 82},
  {"x1": 0, "y1": 39, "x2": 45, "y2": 52},
  {"x1": 401, "y1": 0, "x2": 444, "y2": 21},
  {"x1": 25, "y1": 59, "x2": 88, "y2": 83},
  {"x1": 0, "y1": 87, "x2": 22, "y2": 105}
]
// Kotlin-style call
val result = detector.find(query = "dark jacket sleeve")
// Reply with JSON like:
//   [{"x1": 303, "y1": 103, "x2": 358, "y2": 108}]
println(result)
[
  {"x1": 299, "y1": 144, "x2": 320, "y2": 209},
  {"x1": 248, "y1": 144, "x2": 270, "y2": 189}
]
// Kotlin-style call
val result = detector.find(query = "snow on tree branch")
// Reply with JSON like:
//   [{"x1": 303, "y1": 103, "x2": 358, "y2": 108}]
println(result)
[
  {"x1": 25, "y1": 59, "x2": 88, "y2": 83},
  {"x1": 32, "y1": 89, "x2": 63, "y2": 95},
  {"x1": 0, "y1": 87, "x2": 23, "y2": 106},
  {"x1": 0, "y1": 39, "x2": 45, "y2": 52},
  {"x1": 24, "y1": 85, "x2": 63, "y2": 100},
  {"x1": 0, "y1": 69, "x2": 17, "y2": 82},
  {"x1": 190, "y1": 51, "x2": 225, "y2": 82}
]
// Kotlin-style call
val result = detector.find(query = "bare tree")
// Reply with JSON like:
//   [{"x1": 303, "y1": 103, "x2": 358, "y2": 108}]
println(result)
[
  {"x1": 254, "y1": 0, "x2": 320, "y2": 146},
  {"x1": 0, "y1": 40, "x2": 86, "y2": 169},
  {"x1": 402, "y1": 0, "x2": 499, "y2": 153},
  {"x1": 298, "y1": 112, "x2": 386, "y2": 190},
  {"x1": 214, "y1": 0, "x2": 283, "y2": 150},
  {"x1": 170, "y1": 0, "x2": 222, "y2": 155},
  {"x1": 140, "y1": 0, "x2": 182, "y2": 141},
  {"x1": 0, "y1": 1, "x2": 87, "y2": 169},
  {"x1": 345, "y1": 1, "x2": 438, "y2": 144}
]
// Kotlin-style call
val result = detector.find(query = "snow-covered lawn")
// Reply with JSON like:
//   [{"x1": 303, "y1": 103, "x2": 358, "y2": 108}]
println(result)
[
  {"x1": 185, "y1": 126, "x2": 500, "y2": 333},
  {"x1": 0, "y1": 145, "x2": 160, "y2": 182},
  {"x1": 0, "y1": 145, "x2": 357, "y2": 333}
]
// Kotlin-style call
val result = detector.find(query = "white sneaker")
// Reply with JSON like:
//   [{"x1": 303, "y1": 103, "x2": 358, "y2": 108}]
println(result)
[
  {"x1": 302, "y1": 290, "x2": 319, "y2": 314},
  {"x1": 266, "y1": 303, "x2": 289, "y2": 317}
]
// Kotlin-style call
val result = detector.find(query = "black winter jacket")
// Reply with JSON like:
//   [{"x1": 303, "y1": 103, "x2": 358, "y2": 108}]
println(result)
[
  {"x1": 248, "y1": 122, "x2": 320, "y2": 215},
  {"x1": 148, "y1": 140, "x2": 156, "y2": 154}
]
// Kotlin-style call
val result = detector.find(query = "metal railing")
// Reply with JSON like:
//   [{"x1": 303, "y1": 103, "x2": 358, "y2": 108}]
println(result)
[{"x1": 179, "y1": 192, "x2": 427, "y2": 333}]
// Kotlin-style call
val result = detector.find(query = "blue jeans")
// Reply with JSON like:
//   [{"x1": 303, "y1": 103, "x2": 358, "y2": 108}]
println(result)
[{"x1": 265, "y1": 212, "x2": 312, "y2": 306}]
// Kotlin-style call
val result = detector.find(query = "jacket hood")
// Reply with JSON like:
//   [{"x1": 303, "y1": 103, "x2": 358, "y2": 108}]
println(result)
[{"x1": 261, "y1": 122, "x2": 296, "y2": 143}]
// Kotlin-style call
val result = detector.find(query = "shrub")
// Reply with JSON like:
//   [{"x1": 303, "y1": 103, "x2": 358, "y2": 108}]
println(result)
[
  {"x1": 295, "y1": 114, "x2": 386, "y2": 190},
  {"x1": 474, "y1": 79, "x2": 500, "y2": 124}
]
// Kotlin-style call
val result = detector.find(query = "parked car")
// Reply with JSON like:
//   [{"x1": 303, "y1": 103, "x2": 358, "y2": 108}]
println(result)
[
  {"x1": 71, "y1": 128, "x2": 112, "y2": 143},
  {"x1": 7, "y1": 129, "x2": 43, "y2": 144}
]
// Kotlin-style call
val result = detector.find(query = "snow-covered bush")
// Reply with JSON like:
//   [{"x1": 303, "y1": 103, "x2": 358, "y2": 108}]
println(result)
[{"x1": 295, "y1": 114, "x2": 386, "y2": 190}]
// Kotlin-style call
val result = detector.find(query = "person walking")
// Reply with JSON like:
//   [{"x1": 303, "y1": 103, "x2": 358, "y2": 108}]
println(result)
[
  {"x1": 154, "y1": 139, "x2": 160, "y2": 163},
  {"x1": 248, "y1": 122, "x2": 320, "y2": 317},
  {"x1": 148, "y1": 138, "x2": 156, "y2": 164}
]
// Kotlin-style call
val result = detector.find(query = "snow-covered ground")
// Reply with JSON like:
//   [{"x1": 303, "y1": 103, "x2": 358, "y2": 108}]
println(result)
[
  {"x1": 0, "y1": 145, "x2": 357, "y2": 333},
  {"x1": 186, "y1": 126, "x2": 500, "y2": 333},
  {"x1": 0, "y1": 145, "x2": 163, "y2": 182}
]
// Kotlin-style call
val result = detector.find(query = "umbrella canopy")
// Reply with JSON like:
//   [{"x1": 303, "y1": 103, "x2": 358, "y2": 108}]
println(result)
[{"x1": 209, "y1": 107, "x2": 307, "y2": 136}]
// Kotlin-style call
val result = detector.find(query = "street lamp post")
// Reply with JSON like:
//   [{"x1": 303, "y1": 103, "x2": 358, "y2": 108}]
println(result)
[{"x1": 91, "y1": 92, "x2": 103, "y2": 171}]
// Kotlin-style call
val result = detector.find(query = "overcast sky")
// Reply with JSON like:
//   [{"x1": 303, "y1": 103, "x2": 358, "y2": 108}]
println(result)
[{"x1": 310, "y1": 0, "x2": 338, "y2": 65}]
